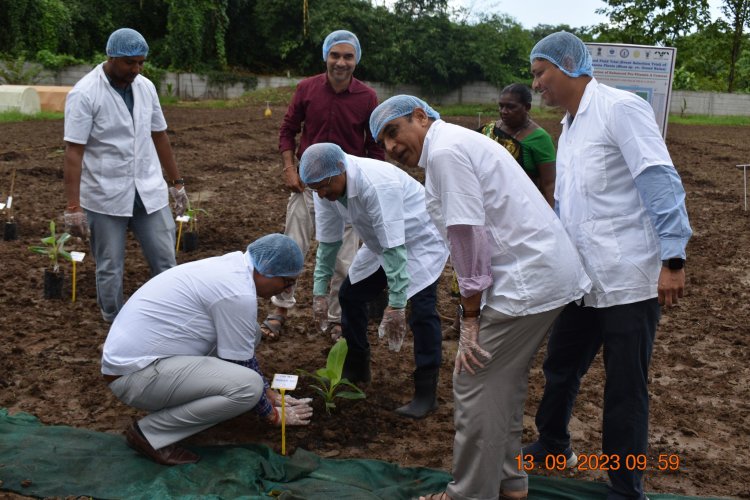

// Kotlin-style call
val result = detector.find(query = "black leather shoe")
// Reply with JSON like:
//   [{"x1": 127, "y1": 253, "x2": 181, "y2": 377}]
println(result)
[{"x1": 124, "y1": 423, "x2": 200, "y2": 466}]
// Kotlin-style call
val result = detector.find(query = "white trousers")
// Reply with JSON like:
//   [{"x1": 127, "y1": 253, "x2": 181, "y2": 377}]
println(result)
[{"x1": 271, "y1": 190, "x2": 359, "y2": 323}]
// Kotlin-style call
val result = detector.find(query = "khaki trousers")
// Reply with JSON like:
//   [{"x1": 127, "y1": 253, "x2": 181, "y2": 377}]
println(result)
[
  {"x1": 447, "y1": 305, "x2": 563, "y2": 500},
  {"x1": 109, "y1": 356, "x2": 264, "y2": 450}
]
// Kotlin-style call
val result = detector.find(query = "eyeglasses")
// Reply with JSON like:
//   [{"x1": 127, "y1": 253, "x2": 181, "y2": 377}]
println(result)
[{"x1": 306, "y1": 176, "x2": 333, "y2": 191}]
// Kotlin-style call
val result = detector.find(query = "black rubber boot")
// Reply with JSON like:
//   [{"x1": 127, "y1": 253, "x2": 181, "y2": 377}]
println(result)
[
  {"x1": 395, "y1": 367, "x2": 439, "y2": 419},
  {"x1": 342, "y1": 348, "x2": 371, "y2": 384}
]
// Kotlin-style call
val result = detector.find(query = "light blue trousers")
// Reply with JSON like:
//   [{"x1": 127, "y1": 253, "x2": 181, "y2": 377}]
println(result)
[{"x1": 86, "y1": 195, "x2": 176, "y2": 322}]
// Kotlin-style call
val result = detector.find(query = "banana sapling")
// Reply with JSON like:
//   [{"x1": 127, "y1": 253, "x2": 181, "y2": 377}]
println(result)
[{"x1": 298, "y1": 339, "x2": 365, "y2": 414}]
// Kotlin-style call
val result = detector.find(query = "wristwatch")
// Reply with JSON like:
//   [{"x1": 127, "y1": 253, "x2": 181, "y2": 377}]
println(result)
[
  {"x1": 662, "y1": 258, "x2": 685, "y2": 270},
  {"x1": 171, "y1": 178, "x2": 185, "y2": 186},
  {"x1": 460, "y1": 305, "x2": 481, "y2": 318}
]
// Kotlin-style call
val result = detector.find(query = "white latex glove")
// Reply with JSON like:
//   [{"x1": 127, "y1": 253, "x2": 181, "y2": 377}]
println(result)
[
  {"x1": 377, "y1": 306, "x2": 407, "y2": 352},
  {"x1": 268, "y1": 391, "x2": 313, "y2": 407},
  {"x1": 454, "y1": 316, "x2": 491, "y2": 375},
  {"x1": 272, "y1": 403, "x2": 313, "y2": 426},
  {"x1": 63, "y1": 210, "x2": 89, "y2": 238},
  {"x1": 312, "y1": 295, "x2": 329, "y2": 332},
  {"x1": 169, "y1": 186, "x2": 188, "y2": 216}
]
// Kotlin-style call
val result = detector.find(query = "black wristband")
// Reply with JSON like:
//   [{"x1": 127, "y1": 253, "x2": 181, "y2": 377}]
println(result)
[
  {"x1": 662, "y1": 258, "x2": 685, "y2": 270},
  {"x1": 171, "y1": 178, "x2": 185, "y2": 186}
]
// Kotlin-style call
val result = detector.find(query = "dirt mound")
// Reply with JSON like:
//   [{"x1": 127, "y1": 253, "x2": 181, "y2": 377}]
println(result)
[{"x1": 1, "y1": 106, "x2": 748, "y2": 498}]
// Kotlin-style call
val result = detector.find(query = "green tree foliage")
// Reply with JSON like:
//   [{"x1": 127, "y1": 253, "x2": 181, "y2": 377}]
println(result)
[
  {"x1": 2, "y1": 0, "x2": 749, "y2": 94},
  {"x1": 0, "y1": 0, "x2": 73, "y2": 55},
  {"x1": 594, "y1": 0, "x2": 711, "y2": 45},
  {"x1": 673, "y1": 21, "x2": 732, "y2": 91},
  {"x1": 721, "y1": 0, "x2": 750, "y2": 91}
]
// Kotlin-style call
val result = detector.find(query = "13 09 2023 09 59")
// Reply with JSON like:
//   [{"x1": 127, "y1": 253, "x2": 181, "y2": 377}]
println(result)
[{"x1": 515, "y1": 453, "x2": 681, "y2": 472}]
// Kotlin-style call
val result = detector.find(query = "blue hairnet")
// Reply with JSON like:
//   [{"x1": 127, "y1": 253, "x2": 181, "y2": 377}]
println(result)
[
  {"x1": 247, "y1": 234, "x2": 303, "y2": 277},
  {"x1": 529, "y1": 31, "x2": 592, "y2": 78},
  {"x1": 322, "y1": 30, "x2": 361, "y2": 64},
  {"x1": 106, "y1": 28, "x2": 149, "y2": 58},
  {"x1": 369, "y1": 95, "x2": 441, "y2": 141},
  {"x1": 299, "y1": 143, "x2": 346, "y2": 184}
]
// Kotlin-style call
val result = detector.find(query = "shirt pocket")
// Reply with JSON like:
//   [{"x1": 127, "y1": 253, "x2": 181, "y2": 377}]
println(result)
[{"x1": 575, "y1": 142, "x2": 609, "y2": 194}]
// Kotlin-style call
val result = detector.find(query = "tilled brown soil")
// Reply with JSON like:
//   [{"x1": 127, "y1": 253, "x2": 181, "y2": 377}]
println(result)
[{"x1": 0, "y1": 105, "x2": 748, "y2": 499}]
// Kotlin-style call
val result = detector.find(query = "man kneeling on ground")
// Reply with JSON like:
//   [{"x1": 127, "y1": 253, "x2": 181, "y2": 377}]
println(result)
[{"x1": 101, "y1": 233, "x2": 313, "y2": 465}]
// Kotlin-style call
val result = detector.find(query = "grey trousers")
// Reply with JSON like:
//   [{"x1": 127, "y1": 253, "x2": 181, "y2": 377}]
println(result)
[
  {"x1": 109, "y1": 356, "x2": 264, "y2": 450},
  {"x1": 87, "y1": 200, "x2": 176, "y2": 323},
  {"x1": 447, "y1": 305, "x2": 563, "y2": 500},
  {"x1": 270, "y1": 189, "x2": 358, "y2": 323}
]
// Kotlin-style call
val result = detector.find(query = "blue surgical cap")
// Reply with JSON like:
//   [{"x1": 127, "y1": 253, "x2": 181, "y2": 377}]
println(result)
[
  {"x1": 322, "y1": 30, "x2": 361, "y2": 64},
  {"x1": 529, "y1": 31, "x2": 593, "y2": 78},
  {"x1": 247, "y1": 234, "x2": 303, "y2": 278},
  {"x1": 106, "y1": 28, "x2": 149, "y2": 58},
  {"x1": 299, "y1": 143, "x2": 346, "y2": 184},
  {"x1": 369, "y1": 95, "x2": 441, "y2": 141}
]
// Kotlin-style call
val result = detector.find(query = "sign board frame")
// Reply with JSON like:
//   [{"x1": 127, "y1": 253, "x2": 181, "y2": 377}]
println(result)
[{"x1": 586, "y1": 43, "x2": 677, "y2": 139}]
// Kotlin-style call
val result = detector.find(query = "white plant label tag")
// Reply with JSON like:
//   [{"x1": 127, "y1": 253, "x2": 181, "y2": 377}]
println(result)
[
  {"x1": 0, "y1": 202, "x2": 5, "y2": 210},
  {"x1": 6, "y1": 196, "x2": 12, "y2": 209},
  {"x1": 70, "y1": 251, "x2": 86, "y2": 262},
  {"x1": 271, "y1": 374, "x2": 298, "y2": 391},
  {"x1": 176, "y1": 215, "x2": 191, "y2": 223}
]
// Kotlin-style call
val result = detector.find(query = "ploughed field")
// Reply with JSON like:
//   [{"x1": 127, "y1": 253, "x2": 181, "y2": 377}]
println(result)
[{"x1": 0, "y1": 104, "x2": 748, "y2": 499}]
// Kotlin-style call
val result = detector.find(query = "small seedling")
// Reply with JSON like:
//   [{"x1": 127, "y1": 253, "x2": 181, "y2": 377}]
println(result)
[
  {"x1": 298, "y1": 339, "x2": 365, "y2": 414},
  {"x1": 185, "y1": 192, "x2": 208, "y2": 233},
  {"x1": 28, "y1": 220, "x2": 72, "y2": 273},
  {"x1": 185, "y1": 206, "x2": 208, "y2": 233}
]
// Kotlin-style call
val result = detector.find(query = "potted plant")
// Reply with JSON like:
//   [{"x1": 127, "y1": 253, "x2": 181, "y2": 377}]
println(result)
[
  {"x1": 298, "y1": 339, "x2": 366, "y2": 414},
  {"x1": 28, "y1": 220, "x2": 72, "y2": 299},
  {"x1": 181, "y1": 195, "x2": 207, "y2": 252}
]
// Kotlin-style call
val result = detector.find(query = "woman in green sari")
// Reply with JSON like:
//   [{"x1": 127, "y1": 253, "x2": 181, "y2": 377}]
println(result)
[{"x1": 479, "y1": 83, "x2": 556, "y2": 207}]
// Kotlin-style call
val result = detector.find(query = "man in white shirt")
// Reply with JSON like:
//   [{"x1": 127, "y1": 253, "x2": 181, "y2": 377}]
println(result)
[
  {"x1": 370, "y1": 95, "x2": 591, "y2": 500},
  {"x1": 525, "y1": 31, "x2": 692, "y2": 500},
  {"x1": 63, "y1": 28, "x2": 188, "y2": 323},
  {"x1": 102, "y1": 234, "x2": 313, "y2": 465},
  {"x1": 298, "y1": 142, "x2": 449, "y2": 419}
]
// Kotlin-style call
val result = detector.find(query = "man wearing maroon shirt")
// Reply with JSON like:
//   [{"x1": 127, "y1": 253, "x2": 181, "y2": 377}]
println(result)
[{"x1": 262, "y1": 30, "x2": 384, "y2": 341}]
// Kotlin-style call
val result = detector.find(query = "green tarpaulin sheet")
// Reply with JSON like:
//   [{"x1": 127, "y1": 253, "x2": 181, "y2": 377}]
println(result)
[{"x1": 0, "y1": 409, "x2": 728, "y2": 499}]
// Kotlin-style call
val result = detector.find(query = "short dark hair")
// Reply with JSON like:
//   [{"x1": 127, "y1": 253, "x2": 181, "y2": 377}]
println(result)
[{"x1": 500, "y1": 83, "x2": 532, "y2": 106}]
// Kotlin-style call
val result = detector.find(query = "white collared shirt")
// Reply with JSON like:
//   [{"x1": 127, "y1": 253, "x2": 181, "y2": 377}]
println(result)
[
  {"x1": 64, "y1": 63, "x2": 169, "y2": 216},
  {"x1": 101, "y1": 251, "x2": 259, "y2": 375},
  {"x1": 314, "y1": 155, "x2": 449, "y2": 298},
  {"x1": 419, "y1": 120, "x2": 591, "y2": 316},
  {"x1": 556, "y1": 78, "x2": 672, "y2": 307}
]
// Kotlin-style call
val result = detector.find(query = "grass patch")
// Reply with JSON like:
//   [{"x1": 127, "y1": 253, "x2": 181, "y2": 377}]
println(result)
[
  {"x1": 668, "y1": 114, "x2": 750, "y2": 126},
  {"x1": 236, "y1": 86, "x2": 297, "y2": 106},
  {"x1": 161, "y1": 86, "x2": 298, "y2": 110},
  {"x1": 0, "y1": 110, "x2": 64, "y2": 122},
  {"x1": 437, "y1": 103, "x2": 565, "y2": 121}
]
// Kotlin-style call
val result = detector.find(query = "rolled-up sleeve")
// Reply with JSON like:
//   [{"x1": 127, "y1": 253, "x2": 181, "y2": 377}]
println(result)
[{"x1": 446, "y1": 224, "x2": 493, "y2": 297}]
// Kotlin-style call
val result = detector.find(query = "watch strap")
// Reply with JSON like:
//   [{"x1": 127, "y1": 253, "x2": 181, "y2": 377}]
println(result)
[
  {"x1": 662, "y1": 258, "x2": 685, "y2": 270},
  {"x1": 460, "y1": 305, "x2": 481, "y2": 318}
]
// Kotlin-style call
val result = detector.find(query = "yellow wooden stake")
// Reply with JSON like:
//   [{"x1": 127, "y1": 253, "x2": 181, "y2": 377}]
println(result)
[
  {"x1": 176, "y1": 220, "x2": 183, "y2": 253},
  {"x1": 281, "y1": 388, "x2": 287, "y2": 455}
]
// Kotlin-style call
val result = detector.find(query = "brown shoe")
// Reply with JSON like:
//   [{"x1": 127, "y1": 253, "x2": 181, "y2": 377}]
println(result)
[{"x1": 124, "y1": 423, "x2": 200, "y2": 466}]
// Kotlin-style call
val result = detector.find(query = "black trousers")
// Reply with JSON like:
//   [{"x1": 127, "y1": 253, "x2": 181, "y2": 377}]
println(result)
[{"x1": 339, "y1": 268, "x2": 442, "y2": 370}]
